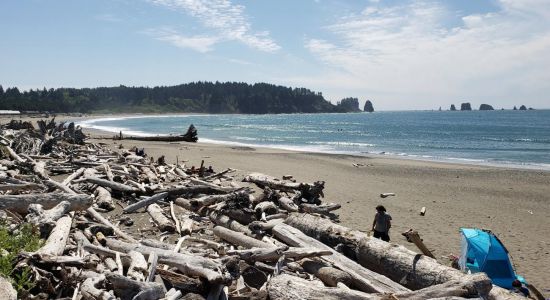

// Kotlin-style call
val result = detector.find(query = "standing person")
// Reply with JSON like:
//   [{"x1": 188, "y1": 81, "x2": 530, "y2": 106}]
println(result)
[{"x1": 372, "y1": 205, "x2": 392, "y2": 242}]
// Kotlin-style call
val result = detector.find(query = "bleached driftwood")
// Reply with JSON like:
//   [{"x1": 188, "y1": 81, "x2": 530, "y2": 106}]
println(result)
[
  {"x1": 106, "y1": 272, "x2": 164, "y2": 300},
  {"x1": 123, "y1": 192, "x2": 168, "y2": 214},
  {"x1": 26, "y1": 200, "x2": 72, "y2": 235},
  {"x1": 300, "y1": 258, "x2": 354, "y2": 287},
  {"x1": 85, "y1": 176, "x2": 139, "y2": 193},
  {"x1": 213, "y1": 226, "x2": 275, "y2": 249},
  {"x1": 0, "y1": 193, "x2": 93, "y2": 214},
  {"x1": 94, "y1": 186, "x2": 115, "y2": 211},
  {"x1": 36, "y1": 215, "x2": 73, "y2": 256},
  {"x1": 127, "y1": 251, "x2": 148, "y2": 282},
  {"x1": 86, "y1": 208, "x2": 137, "y2": 243},
  {"x1": 103, "y1": 237, "x2": 229, "y2": 283},
  {"x1": 227, "y1": 246, "x2": 331, "y2": 262},
  {"x1": 147, "y1": 203, "x2": 175, "y2": 232},
  {"x1": 272, "y1": 223, "x2": 408, "y2": 294}
]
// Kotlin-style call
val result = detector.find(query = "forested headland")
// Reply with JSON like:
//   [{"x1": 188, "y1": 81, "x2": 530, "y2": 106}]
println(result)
[{"x1": 0, "y1": 82, "x2": 363, "y2": 114}]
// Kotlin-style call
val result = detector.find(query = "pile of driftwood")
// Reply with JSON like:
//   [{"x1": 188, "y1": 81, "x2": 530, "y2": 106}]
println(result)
[{"x1": 0, "y1": 120, "x2": 527, "y2": 300}]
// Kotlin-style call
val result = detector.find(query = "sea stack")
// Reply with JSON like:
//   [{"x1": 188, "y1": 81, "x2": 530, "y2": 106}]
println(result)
[
  {"x1": 450, "y1": 104, "x2": 457, "y2": 111},
  {"x1": 479, "y1": 104, "x2": 494, "y2": 111},
  {"x1": 364, "y1": 100, "x2": 374, "y2": 112},
  {"x1": 461, "y1": 103, "x2": 472, "y2": 111},
  {"x1": 519, "y1": 105, "x2": 527, "y2": 111},
  {"x1": 513, "y1": 106, "x2": 517, "y2": 110}
]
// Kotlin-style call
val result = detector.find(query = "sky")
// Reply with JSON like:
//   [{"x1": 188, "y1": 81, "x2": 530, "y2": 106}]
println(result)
[{"x1": 1, "y1": 0, "x2": 549, "y2": 110}]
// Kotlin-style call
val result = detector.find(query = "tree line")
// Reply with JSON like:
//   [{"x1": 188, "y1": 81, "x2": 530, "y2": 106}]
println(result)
[{"x1": 0, "y1": 82, "x2": 360, "y2": 114}]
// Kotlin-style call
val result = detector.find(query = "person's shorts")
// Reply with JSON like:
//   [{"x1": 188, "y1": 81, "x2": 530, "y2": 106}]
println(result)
[{"x1": 373, "y1": 230, "x2": 390, "y2": 242}]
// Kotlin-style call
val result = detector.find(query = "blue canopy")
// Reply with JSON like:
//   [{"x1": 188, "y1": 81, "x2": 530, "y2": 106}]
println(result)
[{"x1": 459, "y1": 228, "x2": 524, "y2": 289}]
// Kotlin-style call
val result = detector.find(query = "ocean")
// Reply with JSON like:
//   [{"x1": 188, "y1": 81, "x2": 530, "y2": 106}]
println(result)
[{"x1": 77, "y1": 110, "x2": 550, "y2": 170}]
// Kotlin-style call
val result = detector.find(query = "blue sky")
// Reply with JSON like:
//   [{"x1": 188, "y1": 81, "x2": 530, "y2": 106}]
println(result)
[{"x1": 1, "y1": 0, "x2": 549, "y2": 110}]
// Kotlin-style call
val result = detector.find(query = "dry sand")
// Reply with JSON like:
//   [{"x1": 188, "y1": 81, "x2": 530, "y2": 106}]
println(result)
[{"x1": 2, "y1": 114, "x2": 549, "y2": 290}]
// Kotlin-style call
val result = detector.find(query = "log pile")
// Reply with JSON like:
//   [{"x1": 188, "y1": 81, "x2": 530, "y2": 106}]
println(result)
[{"x1": 0, "y1": 119, "x2": 528, "y2": 300}]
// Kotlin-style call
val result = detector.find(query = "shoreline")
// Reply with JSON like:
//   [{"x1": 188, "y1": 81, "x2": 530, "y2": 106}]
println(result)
[{"x1": 76, "y1": 115, "x2": 550, "y2": 172}]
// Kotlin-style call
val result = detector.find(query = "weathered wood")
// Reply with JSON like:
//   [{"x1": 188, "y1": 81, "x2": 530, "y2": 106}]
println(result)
[
  {"x1": 104, "y1": 237, "x2": 229, "y2": 283},
  {"x1": 128, "y1": 251, "x2": 148, "y2": 282},
  {"x1": 227, "y1": 246, "x2": 332, "y2": 262},
  {"x1": 0, "y1": 193, "x2": 93, "y2": 214},
  {"x1": 147, "y1": 203, "x2": 176, "y2": 232},
  {"x1": 36, "y1": 215, "x2": 73, "y2": 256},
  {"x1": 102, "y1": 164, "x2": 114, "y2": 182},
  {"x1": 243, "y1": 172, "x2": 324, "y2": 201},
  {"x1": 159, "y1": 185, "x2": 232, "y2": 197},
  {"x1": 387, "y1": 272, "x2": 492, "y2": 299},
  {"x1": 141, "y1": 166, "x2": 158, "y2": 183},
  {"x1": 248, "y1": 219, "x2": 284, "y2": 232},
  {"x1": 301, "y1": 258, "x2": 354, "y2": 287},
  {"x1": 86, "y1": 207, "x2": 137, "y2": 243},
  {"x1": 278, "y1": 196, "x2": 299, "y2": 212},
  {"x1": 284, "y1": 213, "x2": 492, "y2": 293},
  {"x1": 272, "y1": 222, "x2": 408, "y2": 294},
  {"x1": 190, "y1": 190, "x2": 249, "y2": 209},
  {"x1": 123, "y1": 192, "x2": 168, "y2": 214},
  {"x1": 155, "y1": 268, "x2": 205, "y2": 294},
  {"x1": 213, "y1": 226, "x2": 275, "y2": 249},
  {"x1": 0, "y1": 182, "x2": 43, "y2": 192},
  {"x1": 146, "y1": 252, "x2": 158, "y2": 282},
  {"x1": 85, "y1": 176, "x2": 139, "y2": 193},
  {"x1": 268, "y1": 274, "x2": 373, "y2": 300},
  {"x1": 94, "y1": 186, "x2": 115, "y2": 211},
  {"x1": 254, "y1": 201, "x2": 278, "y2": 217},
  {"x1": 180, "y1": 214, "x2": 195, "y2": 235},
  {"x1": 300, "y1": 203, "x2": 341, "y2": 215},
  {"x1": 81, "y1": 273, "x2": 115, "y2": 300},
  {"x1": 402, "y1": 229, "x2": 435, "y2": 258},
  {"x1": 210, "y1": 211, "x2": 254, "y2": 236},
  {"x1": 26, "y1": 200, "x2": 72, "y2": 235},
  {"x1": 106, "y1": 272, "x2": 165, "y2": 300},
  {"x1": 170, "y1": 201, "x2": 182, "y2": 235}
]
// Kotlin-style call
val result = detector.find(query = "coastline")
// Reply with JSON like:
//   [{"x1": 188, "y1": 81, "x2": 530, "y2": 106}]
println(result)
[{"x1": 2, "y1": 114, "x2": 549, "y2": 288}]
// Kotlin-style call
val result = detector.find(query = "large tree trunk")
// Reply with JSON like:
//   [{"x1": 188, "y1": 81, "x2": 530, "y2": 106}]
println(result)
[
  {"x1": 121, "y1": 124, "x2": 198, "y2": 143},
  {"x1": 272, "y1": 223, "x2": 408, "y2": 294},
  {"x1": 0, "y1": 193, "x2": 92, "y2": 214},
  {"x1": 284, "y1": 213, "x2": 522, "y2": 299}
]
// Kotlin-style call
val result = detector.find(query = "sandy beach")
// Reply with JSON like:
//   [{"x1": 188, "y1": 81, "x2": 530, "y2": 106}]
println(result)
[{"x1": 2, "y1": 114, "x2": 549, "y2": 290}]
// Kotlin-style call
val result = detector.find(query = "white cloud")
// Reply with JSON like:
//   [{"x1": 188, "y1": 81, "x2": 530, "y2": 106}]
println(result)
[
  {"x1": 304, "y1": 0, "x2": 550, "y2": 109},
  {"x1": 144, "y1": 28, "x2": 218, "y2": 52},
  {"x1": 148, "y1": 0, "x2": 280, "y2": 52}
]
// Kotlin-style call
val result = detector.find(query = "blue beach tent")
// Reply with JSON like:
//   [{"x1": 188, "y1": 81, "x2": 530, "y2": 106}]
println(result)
[{"x1": 458, "y1": 228, "x2": 526, "y2": 289}]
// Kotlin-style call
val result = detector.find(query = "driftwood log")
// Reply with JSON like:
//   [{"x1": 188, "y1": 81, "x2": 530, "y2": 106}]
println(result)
[
  {"x1": 284, "y1": 213, "x2": 524, "y2": 299},
  {"x1": 272, "y1": 222, "x2": 408, "y2": 294},
  {"x1": 0, "y1": 193, "x2": 93, "y2": 214}
]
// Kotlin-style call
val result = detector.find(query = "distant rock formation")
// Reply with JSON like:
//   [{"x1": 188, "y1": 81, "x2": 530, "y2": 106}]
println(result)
[
  {"x1": 513, "y1": 106, "x2": 517, "y2": 110},
  {"x1": 337, "y1": 97, "x2": 361, "y2": 112},
  {"x1": 519, "y1": 105, "x2": 527, "y2": 111},
  {"x1": 479, "y1": 104, "x2": 494, "y2": 111},
  {"x1": 364, "y1": 100, "x2": 374, "y2": 112},
  {"x1": 460, "y1": 103, "x2": 472, "y2": 111},
  {"x1": 450, "y1": 104, "x2": 457, "y2": 111}
]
